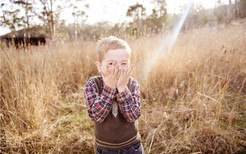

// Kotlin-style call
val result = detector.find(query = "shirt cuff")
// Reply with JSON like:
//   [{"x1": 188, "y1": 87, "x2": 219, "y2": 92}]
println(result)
[
  {"x1": 116, "y1": 88, "x2": 130, "y2": 103},
  {"x1": 101, "y1": 84, "x2": 117, "y2": 100}
]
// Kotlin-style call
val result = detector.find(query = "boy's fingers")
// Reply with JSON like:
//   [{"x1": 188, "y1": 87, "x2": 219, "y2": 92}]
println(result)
[
  {"x1": 123, "y1": 67, "x2": 126, "y2": 75},
  {"x1": 107, "y1": 65, "x2": 111, "y2": 74},
  {"x1": 117, "y1": 66, "x2": 121, "y2": 78},
  {"x1": 118, "y1": 68, "x2": 124, "y2": 78},
  {"x1": 117, "y1": 68, "x2": 122, "y2": 78},
  {"x1": 116, "y1": 70, "x2": 120, "y2": 79},
  {"x1": 127, "y1": 64, "x2": 134, "y2": 75},
  {"x1": 111, "y1": 66, "x2": 115, "y2": 75},
  {"x1": 128, "y1": 73, "x2": 132, "y2": 78},
  {"x1": 114, "y1": 66, "x2": 119, "y2": 79}
]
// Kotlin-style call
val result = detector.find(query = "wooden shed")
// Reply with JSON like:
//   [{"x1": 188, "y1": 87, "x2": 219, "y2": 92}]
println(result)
[{"x1": 0, "y1": 27, "x2": 49, "y2": 48}]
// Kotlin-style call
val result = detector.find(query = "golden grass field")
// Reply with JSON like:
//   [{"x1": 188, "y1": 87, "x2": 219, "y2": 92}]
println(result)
[{"x1": 1, "y1": 19, "x2": 246, "y2": 153}]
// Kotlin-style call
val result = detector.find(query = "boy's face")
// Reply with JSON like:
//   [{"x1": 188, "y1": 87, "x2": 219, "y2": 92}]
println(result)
[{"x1": 96, "y1": 48, "x2": 130, "y2": 77}]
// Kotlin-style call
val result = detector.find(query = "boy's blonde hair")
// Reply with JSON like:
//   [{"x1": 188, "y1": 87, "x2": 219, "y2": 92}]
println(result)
[{"x1": 97, "y1": 36, "x2": 131, "y2": 63}]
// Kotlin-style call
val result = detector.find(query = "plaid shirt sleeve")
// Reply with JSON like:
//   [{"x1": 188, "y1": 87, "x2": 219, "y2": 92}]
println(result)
[
  {"x1": 116, "y1": 78, "x2": 141, "y2": 123},
  {"x1": 84, "y1": 77, "x2": 116, "y2": 123}
]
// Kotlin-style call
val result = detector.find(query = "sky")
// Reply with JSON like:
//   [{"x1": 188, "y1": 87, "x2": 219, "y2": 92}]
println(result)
[
  {"x1": 79, "y1": 0, "x2": 229, "y2": 24},
  {"x1": 0, "y1": 0, "x2": 229, "y2": 35}
]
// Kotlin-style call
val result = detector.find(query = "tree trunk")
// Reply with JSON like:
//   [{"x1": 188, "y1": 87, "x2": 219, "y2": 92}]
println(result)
[
  {"x1": 227, "y1": 0, "x2": 233, "y2": 22},
  {"x1": 50, "y1": 0, "x2": 55, "y2": 40},
  {"x1": 239, "y1": 0, "x2": 246, "y2": 18},
  {"x1": 235, "y1": 0, "x2": 239, "y2": 17}
]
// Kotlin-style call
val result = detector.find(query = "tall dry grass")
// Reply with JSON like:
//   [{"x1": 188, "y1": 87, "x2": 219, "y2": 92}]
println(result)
[
  {"x1": 138, "y1": 23, "x2": 246, "y2": 153},
  {"x1": 1, "y1": 20, "x2": 246, "y2": 153}
]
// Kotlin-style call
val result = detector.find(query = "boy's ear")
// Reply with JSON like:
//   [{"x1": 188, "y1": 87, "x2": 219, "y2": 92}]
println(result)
[{"x1": 95, "y1": 61, "x2": 101, "y2": 72}]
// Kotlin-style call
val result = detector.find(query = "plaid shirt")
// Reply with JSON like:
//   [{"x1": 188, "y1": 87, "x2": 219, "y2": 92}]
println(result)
[{"x1": 84, "y1": 76, "x2": 141, "y2": 123}]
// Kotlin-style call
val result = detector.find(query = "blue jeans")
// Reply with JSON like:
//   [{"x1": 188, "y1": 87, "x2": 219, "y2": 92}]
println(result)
[{"x1": 96, "y1": 141, "x2": 144, "y2": 154}]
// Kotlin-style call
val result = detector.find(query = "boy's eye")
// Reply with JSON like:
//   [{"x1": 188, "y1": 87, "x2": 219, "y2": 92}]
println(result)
[
  {"x1": 122, "y1": 63, "x2": 127, "y2": 65},
  {"x1": 108, "y1": 63, "x2": 113, "y2": 65}
]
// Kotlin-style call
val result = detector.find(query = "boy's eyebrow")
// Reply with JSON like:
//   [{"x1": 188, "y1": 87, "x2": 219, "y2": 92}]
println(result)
[
  {"x1": 106, "y1": 60, "x2": 114, "y2": 62},
  {"x1": 106, "y1": 59, "x2": 129, "y2": 62}
]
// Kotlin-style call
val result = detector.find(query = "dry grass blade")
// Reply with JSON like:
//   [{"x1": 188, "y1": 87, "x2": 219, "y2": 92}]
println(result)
[{"x1": 1, "y1": 20, "x2": 246, "y2": 153}]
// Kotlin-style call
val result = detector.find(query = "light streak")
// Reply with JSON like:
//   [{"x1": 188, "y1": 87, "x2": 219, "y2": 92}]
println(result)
[{"x1": 141, "y1": 0, "x2": 193, "y2": 82}]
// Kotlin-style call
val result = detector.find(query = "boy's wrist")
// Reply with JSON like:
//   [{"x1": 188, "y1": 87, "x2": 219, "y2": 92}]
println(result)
[
  {"x1": 104, "y1": 80, "x2": 116, "y2": 89},
  {"x1": 105, "y1": 83, "x2": 116, "y2": 89},
  {"x1": 117, "y1": 86, "x2": 127, "y2": 93}
]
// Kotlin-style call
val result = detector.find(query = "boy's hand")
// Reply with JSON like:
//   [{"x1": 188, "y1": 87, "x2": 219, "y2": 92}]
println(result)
[
  {"x1": 117, "y1": 64, "x2": 133, "y2": 93},
  {"x1": 100, "y1": 65, "x2": 120, "y2": 89}
]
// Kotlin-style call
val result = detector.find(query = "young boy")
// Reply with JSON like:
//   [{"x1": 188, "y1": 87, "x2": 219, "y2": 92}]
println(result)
[{"x1": 84, "y1": 36, "x2": 144, "y2": 154}]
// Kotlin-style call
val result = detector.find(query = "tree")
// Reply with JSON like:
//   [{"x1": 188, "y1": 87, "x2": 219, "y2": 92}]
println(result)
[
  {"x1": 151, "y1": 0, "x2": 167, "y2": 18},
  {"x1": 14, "y1": 0, "x2": 34, "y2": 30},
  {"x1": 126, "y1": 3, "x2": 146, "y2": 37},
  {"x1": 70, "y1": 2, "x2": 88, "y2": 39},
  {"x1": 235, "y1": 0, "x2": 240, "y2": 17},
  {"x1": 227, "y1": 0, "x2": 233, "y2": 22},
  {"x1": 144, "y1": 0, "x2": 167, "y2": 33},
  {"x1": 13, "y1": 0, "x2": 36, "y2": 46},
  {"x1": 1, "y1": 9, "x2": 22, "y2": 31},
  {"x1": 239, "y1": 0, "x2": 246, "y2": 17},
  {"x1": 0, "y1": 0, "x2": 35, "y2": 32},
  {"x1": 0, "y1": 1, "x2": 23, "y2": 31},
  {"x1": 39, "y1": 0, "x2": 56, "y2": 40},
  {"x1": 144, "y1": 0, "x2": 168, "y2": 34}
]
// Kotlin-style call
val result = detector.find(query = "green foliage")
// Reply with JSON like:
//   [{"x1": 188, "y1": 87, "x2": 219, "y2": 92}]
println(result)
[
  {"x1": 124, "y1": 0, "x2": 168, "y2": 37},
  {"x1": 2, "y1": 0, "x2": 246, "y2": 41},
  {"x1": 126, "y1": 3, "x2": 146, "y2": 20},
  {"x1": 1, "y1": 8, "x2": 22, "y2": 31},
  {"x1": 0, "y1": 0, "x2": 35, "y2": 31}
]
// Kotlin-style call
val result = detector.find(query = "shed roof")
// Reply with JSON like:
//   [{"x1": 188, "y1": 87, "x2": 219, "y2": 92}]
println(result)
[{"x1": 1, "y1": 27, "x2": 47, "y2": 38}]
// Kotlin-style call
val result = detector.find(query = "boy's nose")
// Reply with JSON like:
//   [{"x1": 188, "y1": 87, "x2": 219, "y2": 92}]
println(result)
[{"x1": 117, "y1": 64, "x2": 123, "y2": 70}]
